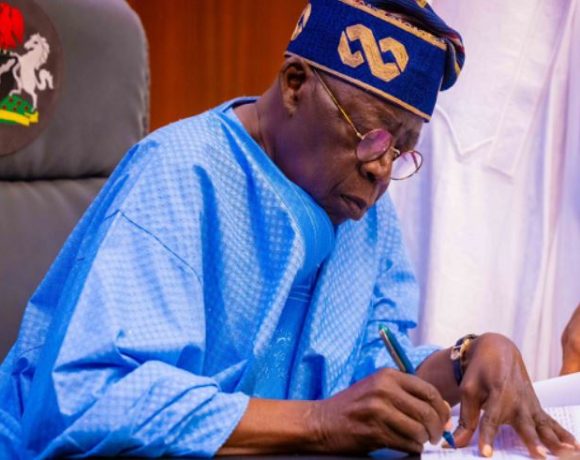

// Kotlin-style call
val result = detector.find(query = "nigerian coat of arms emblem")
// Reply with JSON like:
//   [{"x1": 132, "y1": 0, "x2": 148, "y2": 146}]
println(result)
[{"x1": 0, "y1": 0, "x2": 62, "y2": 156}]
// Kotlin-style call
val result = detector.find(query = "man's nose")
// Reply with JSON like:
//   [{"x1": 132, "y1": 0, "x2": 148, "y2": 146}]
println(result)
[{"x1": 359, "y1": 153, "x2": 392, "y2": 185}]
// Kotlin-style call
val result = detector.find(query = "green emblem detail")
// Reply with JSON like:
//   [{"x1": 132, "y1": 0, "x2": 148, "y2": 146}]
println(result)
[{"x1": 0, "y1": 94, "x2": 39, "y2": 126}]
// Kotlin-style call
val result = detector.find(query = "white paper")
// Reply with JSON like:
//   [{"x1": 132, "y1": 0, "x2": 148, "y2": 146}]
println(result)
[
  {"x1": 533, "y1": 373, "x2": 580, "y2": 408},
  {"x1": 422, "y1": 406, "x2": 580, "y2": 459}
]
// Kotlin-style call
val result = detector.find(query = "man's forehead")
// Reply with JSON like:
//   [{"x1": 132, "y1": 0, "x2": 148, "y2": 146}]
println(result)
[{"x1": 334, "y1": 76, "x2": 423, "y2": 139}]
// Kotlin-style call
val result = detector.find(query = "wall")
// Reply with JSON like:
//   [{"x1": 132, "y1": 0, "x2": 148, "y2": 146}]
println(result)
[{"x1": 127, "y1": 0, "x2": 306, "y2": 131}]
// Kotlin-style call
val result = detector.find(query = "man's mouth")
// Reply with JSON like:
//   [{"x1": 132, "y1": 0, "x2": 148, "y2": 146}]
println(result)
[{"x1": 341, "y1": 194, "x2": 367, "y2": 220}]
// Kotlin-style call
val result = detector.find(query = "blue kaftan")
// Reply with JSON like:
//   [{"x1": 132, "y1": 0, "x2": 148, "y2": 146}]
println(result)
[{"x1": 0, "y1": 99, "x2": 437, "y2": 458}]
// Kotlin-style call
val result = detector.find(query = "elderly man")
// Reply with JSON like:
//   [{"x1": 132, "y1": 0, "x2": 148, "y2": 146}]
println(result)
[{"x1": 0, "y1": 0, "x2": 578, "y2": 458}]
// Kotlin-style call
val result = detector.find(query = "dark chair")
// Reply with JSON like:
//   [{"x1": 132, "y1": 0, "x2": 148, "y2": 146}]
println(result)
[{"x1": 0, "y1": 0, "x2": 150, "y2": 360}]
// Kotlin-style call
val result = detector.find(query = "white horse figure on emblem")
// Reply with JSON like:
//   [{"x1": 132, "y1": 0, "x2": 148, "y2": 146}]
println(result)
[{"x1": 9, "y1": 33, "x2": 54, "y2": 109}]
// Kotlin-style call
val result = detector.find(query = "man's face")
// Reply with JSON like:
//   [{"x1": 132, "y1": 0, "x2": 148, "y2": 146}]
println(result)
[{"x1": 275, "y1": 64, "x2": 423, "y2": 225}]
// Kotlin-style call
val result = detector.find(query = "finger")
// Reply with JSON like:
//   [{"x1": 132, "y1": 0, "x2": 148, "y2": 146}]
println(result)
[
  {"x1": 381, "y1": 424, "x2": 425, "y2": 454},
  {"x1": 398, "y1": 373, "x2": 450, "y2": 425},
  {"x1": 388, "y1": 437, "x2": 424, "y2": 454},
  {"x1": 382, "y1": 405, "x2": 431, "y2": 445},
  {"x1": 453, "y1": 381, "x2": 483, "y2": 448},
  {"x1": 513, "y1": 419, "x2": 548, "y2": 459},
  {"x1": 536, "y1": 423, "x2": 573, "y2": 456},
  {"x1": 549, "y1": 417, "x2": 579, "y2": 449},
  {"x1": 478, "y1": 408, "x2": 502, "y2": 458},
  {"x1": 390, "y1": 393, "x2": 445, "y2": 444},
  {"x1": 536, "y1": 416, "x2": 578, "y2": 455}
]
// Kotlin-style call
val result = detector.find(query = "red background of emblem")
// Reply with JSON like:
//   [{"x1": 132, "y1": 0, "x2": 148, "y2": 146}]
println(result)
[{"x1": 0, "y1": 3, "x2": 24, "y2": 50}]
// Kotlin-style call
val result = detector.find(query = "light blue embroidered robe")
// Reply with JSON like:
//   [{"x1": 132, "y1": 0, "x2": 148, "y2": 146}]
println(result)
[{"x1": 0, "y1": 99, "x2": 437, "y2": 458}]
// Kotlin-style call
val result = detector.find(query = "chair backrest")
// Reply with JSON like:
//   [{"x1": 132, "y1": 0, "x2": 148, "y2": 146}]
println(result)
[{"x1": 0, "y1": 0, "x2": 149, "y2": 360}]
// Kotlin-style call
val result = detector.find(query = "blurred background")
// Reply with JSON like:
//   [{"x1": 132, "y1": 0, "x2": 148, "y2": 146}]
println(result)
[{"x1": 127, "y1": 0, "x2": 305, "y2": 131}]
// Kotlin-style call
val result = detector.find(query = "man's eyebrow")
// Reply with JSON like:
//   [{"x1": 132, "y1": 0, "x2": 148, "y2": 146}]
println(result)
[
  {"x1": 397, "y1": 128, "x2": 421, "y2": 152},
  {"x1": 351, "y1": 109, "x2": 403, "y2": 135},
  {"x1": 376, "y1": 108, "x2": 422, "y2": 151},
  {"x1": 380, "y1": 115, "x2": 403, "y2": 135},
  {"x1": 373, "y1": 108, "x2": 421, "y2": 151}
]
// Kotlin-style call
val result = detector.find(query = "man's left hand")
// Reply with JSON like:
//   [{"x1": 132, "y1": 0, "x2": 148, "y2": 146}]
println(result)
[{"x1": 453, "y1": 333, "x2": 579, "y2": 458}]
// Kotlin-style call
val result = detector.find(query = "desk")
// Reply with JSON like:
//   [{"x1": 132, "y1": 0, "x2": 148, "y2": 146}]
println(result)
[{"x1": 104, "y1": 454, "x2": 420, "y2": 460}]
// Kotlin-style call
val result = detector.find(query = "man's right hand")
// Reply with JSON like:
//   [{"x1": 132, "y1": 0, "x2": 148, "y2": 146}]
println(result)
[
  {"x1": 219, "y1": 368, "x2": 450, "y2": 456},
  {"x1": 311, "y1": 368, "x2": 451, "y2": 454}
]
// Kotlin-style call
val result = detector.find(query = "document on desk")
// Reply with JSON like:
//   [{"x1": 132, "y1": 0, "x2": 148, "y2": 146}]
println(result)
[
  {"x1": 422, "y1": 405, "x2": 580, "y2": 459},
  {"x1": 533, "y1": 373, "x2": 580, "y2": 408},
  {"x1": 373, "y1": 374, "x2": 580, "y2": 459}
]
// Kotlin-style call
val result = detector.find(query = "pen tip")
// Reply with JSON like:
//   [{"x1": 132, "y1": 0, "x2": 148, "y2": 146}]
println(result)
[{"x1": 443, "y1": 431, "x2": 456, "y2": 449}]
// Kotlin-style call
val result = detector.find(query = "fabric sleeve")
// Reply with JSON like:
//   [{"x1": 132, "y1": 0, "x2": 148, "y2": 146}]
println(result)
[
  {"x1": 23, "y1": 213, "x2": 249, "y2": 458},
  {"x1": 352, "y1": 197, "x2": 440, "y2": 383}
]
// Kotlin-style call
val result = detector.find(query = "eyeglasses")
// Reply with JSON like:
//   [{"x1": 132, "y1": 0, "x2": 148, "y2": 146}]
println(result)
[{"x1": 312, "y1": 68, "x2": 423, "y2": 181}]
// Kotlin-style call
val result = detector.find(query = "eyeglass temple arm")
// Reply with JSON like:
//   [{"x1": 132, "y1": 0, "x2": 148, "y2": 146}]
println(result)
[{"x1": 312, "y1": 68, "x2": 364, "y2": 140}]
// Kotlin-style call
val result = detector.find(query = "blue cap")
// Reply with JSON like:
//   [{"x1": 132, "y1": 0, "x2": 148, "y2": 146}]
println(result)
[{"x1": 286, "y1": 0, "x2": 465, "y2": 121}]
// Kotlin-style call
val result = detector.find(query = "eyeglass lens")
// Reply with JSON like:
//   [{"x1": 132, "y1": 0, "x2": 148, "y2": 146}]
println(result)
[
  {"x1": 356, "y1": 129, "x2": 393, "y2": 162},
  {"x1": 390, "y1": 151, "x2": 423, "y2": 180},
  {"x1": 356, "y1": 129, "x2": 422, "y2": 180}
]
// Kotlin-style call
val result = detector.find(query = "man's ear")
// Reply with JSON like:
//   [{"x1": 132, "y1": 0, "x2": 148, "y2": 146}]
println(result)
[{"x1": 279, "y1": 57, "x2": 313, "y2": 116}]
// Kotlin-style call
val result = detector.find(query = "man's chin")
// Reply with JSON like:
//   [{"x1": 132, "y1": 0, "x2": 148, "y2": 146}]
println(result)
[
  {"x1": 326, "y1": 210, "x2": 364, "y2": 226},
  {"x1": 324, "y1": 208, "x2": 345, "y2": 226}
]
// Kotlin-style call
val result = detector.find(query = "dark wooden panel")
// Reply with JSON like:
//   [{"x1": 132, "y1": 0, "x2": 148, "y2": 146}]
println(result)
[{"x1": 127, "y1": 0, "x2": 306, "y2": 131}]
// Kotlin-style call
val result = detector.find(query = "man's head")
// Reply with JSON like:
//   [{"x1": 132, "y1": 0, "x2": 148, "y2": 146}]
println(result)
[
  {"x1": 256, "y1": 56, "x2": 422, "y2": 224},
  {"x1": 245, "y1": 0, "x2": 464, "y2": 224}
]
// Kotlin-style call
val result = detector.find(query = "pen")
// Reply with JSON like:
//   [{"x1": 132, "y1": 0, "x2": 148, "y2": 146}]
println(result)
[{"x1": 379, "y1": 324, "x2": 456, "y2": 449}]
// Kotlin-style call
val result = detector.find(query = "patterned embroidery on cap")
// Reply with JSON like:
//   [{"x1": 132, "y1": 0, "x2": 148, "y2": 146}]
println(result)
[
  {"x1": 338, "y1": 24, "x2": 409, "y2": 83},
  {"x1": 290, "y1": 3, "x2": 312, "y2": 41}
]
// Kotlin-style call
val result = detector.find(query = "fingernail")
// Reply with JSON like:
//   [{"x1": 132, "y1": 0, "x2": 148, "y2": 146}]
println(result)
[
  {"x1": 482, "y1": 444, "x2": 493, "y2": 457},
  {"x1": 562, "y1": 442, "x2": 575, "y2": 450},
  {"x1": 536, "y1": 445, "x2": 548, "y2": 458},
  {"x1": 445, "y1": 419, "x2": 453, "y2": 430}
]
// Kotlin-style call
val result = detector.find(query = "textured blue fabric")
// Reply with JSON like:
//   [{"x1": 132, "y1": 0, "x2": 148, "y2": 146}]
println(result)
[{"x1": 0, "y1": 99, "x2": 438, "y2": 459}]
